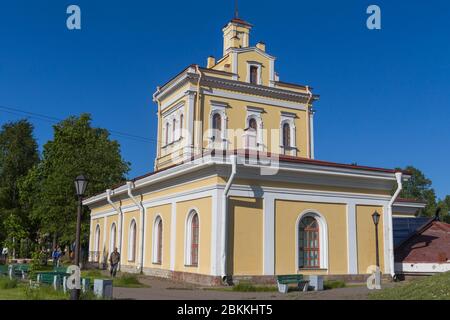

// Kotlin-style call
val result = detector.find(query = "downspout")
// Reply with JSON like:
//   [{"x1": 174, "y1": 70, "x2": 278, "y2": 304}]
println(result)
[
  {"x1": 221, "y1": 155, "x2": 237, "y2": 283},
  {"x1": 388, "y1": 172, "x2": 403, "y2": 277},
  {"x1": 106, "y1": 189, "x2": 123, "y2": 271},
  {"x1": 195, "y1": 65, "x2": 203, "y2": 156},
  {"x1": 127, "y1": 181, "x2": 145, "y2": 273}
]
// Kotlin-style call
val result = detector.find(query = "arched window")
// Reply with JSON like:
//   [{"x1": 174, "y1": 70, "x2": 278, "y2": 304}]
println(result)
[
  {"x1": 283, "y1": 123, "x2": 291, "y2": 148},
  {"x1": 191, "y1": 214, "x2": 199, "y2": 266},
  {"x1": 249, "y1": 118, "x2": 257, "y2": 131},
  {"x1": 94, "y1": 224, "x2": 100, "y2": 262},
  {"x1": 185, "y1": 210, "x2": 199, "y2": 266},
  {"x1": 152, "y1": 216, "x2": 163, "y2": 264},
  {"x1": 172, "y1": 118, "x2": 176, "y2": 141},
  {"x1": 179, "y1": 114, "x2": 184, "y2": 138},
  {"x1": 128, "y1": 219, "x2": 137, "y2": 262},
  {"x1": 212, "y1": 113, "x2": 222, "y2": 141},
  {"x1": 109, "y1": 223, "x2": 117, "y2": 255},
  {"x1": 298, "y1": 216, "x2": 320, "y2": 268},
  {"x1": 165, "y1": 122, "x2": 170, "y2": 145}
]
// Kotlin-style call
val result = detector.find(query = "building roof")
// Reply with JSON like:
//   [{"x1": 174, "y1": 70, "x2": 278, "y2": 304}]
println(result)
[{"x1": 395, "y1": 220, "x2": 450, "y2": 263}]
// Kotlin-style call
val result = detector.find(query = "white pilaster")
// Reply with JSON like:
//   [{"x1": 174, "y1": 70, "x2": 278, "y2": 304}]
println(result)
[
  {"x1": 346, "y1": 202, "x2": 358, "y2": 274},
  {"x1": 210, "y1": 188, "x2": 222, "y2": 276},
  {"x1": 263, "y1": 195, "x2": 275, "y2": 275},
  {"x1": 170, "y1": 201, "x2": 177, "y2": 271}
]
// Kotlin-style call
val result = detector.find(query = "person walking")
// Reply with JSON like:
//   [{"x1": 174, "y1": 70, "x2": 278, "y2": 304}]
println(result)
[
  {"x1": 109, "y1": 248, "x2": 120, "y2": 277},
  {"x1": 51, "y1": 247, "x2": 61, "y2": 268}
]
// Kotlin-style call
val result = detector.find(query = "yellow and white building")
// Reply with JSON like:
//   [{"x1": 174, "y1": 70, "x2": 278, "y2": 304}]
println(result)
[{"x1": 84, "y1": 17, "x2": 419, "y2": 285}]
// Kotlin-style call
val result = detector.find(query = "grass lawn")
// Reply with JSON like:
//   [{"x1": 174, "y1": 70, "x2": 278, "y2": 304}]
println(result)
[
  {"x1": 81, "y1": 270, "x2": 149, "y2": 288},
  {"x1": 369, "y1": 272, "x2": 450, "y2": 300}
]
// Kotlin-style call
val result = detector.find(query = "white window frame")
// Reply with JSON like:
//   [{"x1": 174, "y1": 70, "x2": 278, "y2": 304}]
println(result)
[
  {"x1": 161, "y1": 102, "x2": 185, "y2": 148},
  {"x1": 109, "y1": 223, "x2": 116, "y2": 255},
  {"x1": 295, "y1": 210, "x2": 329, "y2": 270},
  {"x1": 280, "y1": 111, "x2": 297, "y2": 156},
  {"x1": 184, "y1": 209, "x2": 200, "y2": 267},
  {"x1": 152, "y1": 215, "x2": 163, "y2": 264},
  {"x1": 94, "y1": 224, "x2": 100, "y2": 262},
  {"x1": 246, "y1": 61, "x2": 262, "y2": 85},
  {"x1": 245, "y1": 106, "x2": 264, "y2": 151},
  {"x1": 128, "y1": 219, "x2": 137, "y2": 262},
  {"x1": 208, "y1": 101, "x2": 228, "y2": 150}
]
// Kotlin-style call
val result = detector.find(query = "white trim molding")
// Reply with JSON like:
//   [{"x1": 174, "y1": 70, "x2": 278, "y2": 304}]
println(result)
[
  {"x1": 152, "y1": 215, "x2": 163, "y2": 264},
  {"x1": 280, "y1": 111, "x2": 297, "y2": 156},
  {"x1": 295, "y1": 210, "x2": 329, "y2": 271},
  {"x1": 184, "y1": 208, "x2": 200, "y2": 267}
]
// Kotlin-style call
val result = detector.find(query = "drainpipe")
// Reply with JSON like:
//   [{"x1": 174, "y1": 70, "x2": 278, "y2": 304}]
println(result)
[
  {"x1": 106, "y1": 189, "x2": 123, "y2": 271},
  {"x1": 127, "y1": 181, "x2": 145, "y2": 273},
  {"x1": 221, "y1": 155, "x2": 237, "y2": 283},
  {"x1": 388, "y1": 172, "x2": 403, "y2": 277}
]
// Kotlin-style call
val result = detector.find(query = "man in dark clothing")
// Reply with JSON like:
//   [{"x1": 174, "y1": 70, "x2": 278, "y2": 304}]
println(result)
[{"x1": 109, "y1": 248, "x2": 120, "y2": 277}]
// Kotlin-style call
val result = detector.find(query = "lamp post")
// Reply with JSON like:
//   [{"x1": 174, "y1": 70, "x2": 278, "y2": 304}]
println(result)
[
  {"x1": 371, "y1": 211, "x2": 380, "y2": 268},
  {"x1": 71, "y1": 175, "x2": 88, "y2": 300}
]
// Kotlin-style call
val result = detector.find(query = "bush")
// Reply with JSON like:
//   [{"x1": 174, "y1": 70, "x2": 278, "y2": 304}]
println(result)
[
  {"x1": 323, "y1": 280, "x2": 346, "y2": 290},
  {"x1": 0, "y1": 278, "x2": 18, "y2": 289}
]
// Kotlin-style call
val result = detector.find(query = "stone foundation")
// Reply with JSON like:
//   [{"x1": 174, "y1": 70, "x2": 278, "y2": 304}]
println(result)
[{"x1": 93, "y1": 263, "x2": 394, "y2": 286}]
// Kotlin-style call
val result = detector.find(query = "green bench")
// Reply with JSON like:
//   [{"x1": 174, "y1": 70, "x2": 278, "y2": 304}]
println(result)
[
  {"x1": 36, "y1": 272, "x2": 70, "y2": 290},
  {"x1": 53, "y1": 266, "x2": 68, "y2": 273},
  {"x1": 9, "y1": 264, "x2": 30, "y2": 279},
  {"x1": 276, "y1": 274, "x2": 310, "y2": 293}
]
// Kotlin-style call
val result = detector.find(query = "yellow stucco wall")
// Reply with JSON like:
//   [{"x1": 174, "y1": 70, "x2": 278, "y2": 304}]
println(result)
[
  {"x1": 91, "y1": 217, "x2": 104, "y2": 263},
  {"x1": 202, "y1": 94, "x2": 308, "y2": 157},
  {"x1": 229, "y1": 197, "x2": 263, "y2": 275},
  {"x1": 103, "y1": 215, "x2": 118, "y2": 263},
  {"x1": 174, "y1": 197, "x2": 212, "y2": 275},
  {"x1": 121, "y1": 210, "x2": 140, "y2": 267},
  {"x1": 236, "y1": 51, "x2": 271, "y2": 86},
  {"x1": 144, "y1": 204, "x2": 172, "y2": 270},
  {"x1": 356, "y1": 205, "x2": 385, "y2": 274},
  {"x1": 275, "y1": 200, "x2": 348, "y2": 275}
]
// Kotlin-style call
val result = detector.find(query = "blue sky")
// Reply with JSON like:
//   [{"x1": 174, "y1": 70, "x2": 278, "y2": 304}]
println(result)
[{"x1": 0, "y1": 1, "x2": 449, "y2": 198}]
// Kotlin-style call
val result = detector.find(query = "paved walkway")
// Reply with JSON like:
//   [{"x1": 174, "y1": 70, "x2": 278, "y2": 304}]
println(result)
[{"x1": 113, "y1": 276, "x2": 393, "y2": 300}]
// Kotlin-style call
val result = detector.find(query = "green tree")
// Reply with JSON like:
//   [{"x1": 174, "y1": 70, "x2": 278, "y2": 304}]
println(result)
[
  {"x1": 0, "y1": 119, "x2": 39, "y2": 248},
  {"x1": 437, "y1": 195, "x2": 450, "y2": 223},
  {"x1": 397, "y1": 166, "x2": 436, "y2": 217},
  {"x1": 19, "y1": 114, "x2": 130, "y2": 248}
]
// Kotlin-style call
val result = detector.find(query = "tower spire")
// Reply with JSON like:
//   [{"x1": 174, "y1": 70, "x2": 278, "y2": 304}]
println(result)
[{"x1": 234, "y1": 0, "x2": 239, "y2": 19}]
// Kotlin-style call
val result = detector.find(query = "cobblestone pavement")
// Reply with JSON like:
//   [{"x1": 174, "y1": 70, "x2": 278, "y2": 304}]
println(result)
[{"x1": 113, "y1": 275, "x2": 395, "y2": 300}]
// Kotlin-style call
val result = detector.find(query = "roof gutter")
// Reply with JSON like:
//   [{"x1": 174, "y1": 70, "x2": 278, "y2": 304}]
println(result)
[
  {"x1": 221, "y1": 155, "x2": 237, "y2": 283},
  {"x1": 127, "y1": 181, "x2": 145, "y2": 274},
  {"x1": 388, "y1": 172, "x2": 403, "y2": 277}
]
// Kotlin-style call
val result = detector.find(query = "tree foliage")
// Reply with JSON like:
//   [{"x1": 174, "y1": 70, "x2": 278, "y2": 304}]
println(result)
[
  {"x1": 0, "y1": 120, "x2": 39, "y2": 245},
  {"x1": 398, "y1": 165, "x2": 449, "y2": 219},
  {"x1": 19, "y1": 114, "x2": 130, "y2": 246}
]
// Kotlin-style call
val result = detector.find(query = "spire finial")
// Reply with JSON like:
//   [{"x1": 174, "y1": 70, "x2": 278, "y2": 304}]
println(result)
[{"x1": 234, "y1": 0, "x2": 239, "y2": 19}]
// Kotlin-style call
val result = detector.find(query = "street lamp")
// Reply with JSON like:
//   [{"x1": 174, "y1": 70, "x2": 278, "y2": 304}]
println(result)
[
  {"x1": 72, "y1": 175, "x2": 88, "y2": 300},
  {"x1": 371, "y1": 211, "x2": 380, "y2": 268}
]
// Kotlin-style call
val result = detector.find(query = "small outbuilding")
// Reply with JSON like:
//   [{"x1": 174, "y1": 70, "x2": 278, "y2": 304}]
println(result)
[{"x1": 395, "y1": 219, "x2": 450, "y2": 275}]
